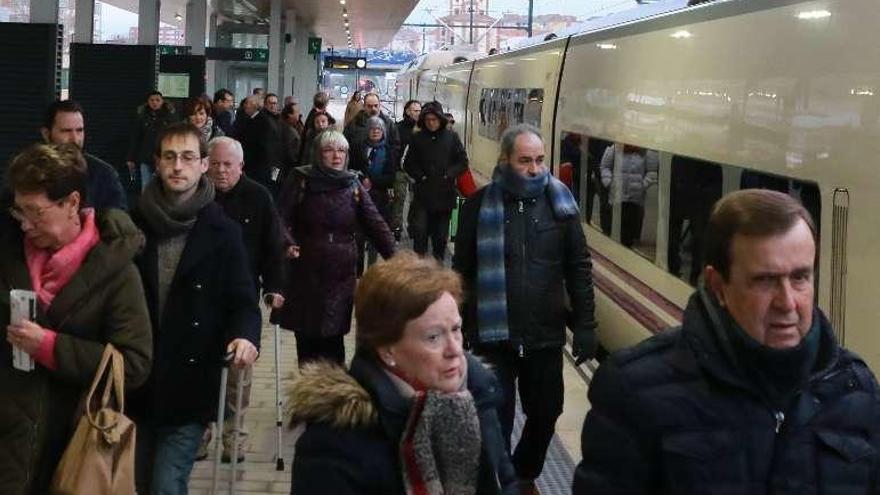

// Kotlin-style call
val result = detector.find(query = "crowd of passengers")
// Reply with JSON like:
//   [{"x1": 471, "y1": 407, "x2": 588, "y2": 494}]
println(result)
[{"x1": 1, "y1": 87, "x2": 879, "y2": 495}]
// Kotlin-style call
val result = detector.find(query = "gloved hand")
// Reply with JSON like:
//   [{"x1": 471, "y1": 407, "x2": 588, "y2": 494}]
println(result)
[{"x1": 571, "y1": 330, "x2": 597, "y2": 366}]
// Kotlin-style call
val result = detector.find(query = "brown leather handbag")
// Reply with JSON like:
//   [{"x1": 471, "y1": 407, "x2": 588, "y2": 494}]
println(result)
[{"x1": 50, "y1": 344, "x2": 136, "y2": 495}]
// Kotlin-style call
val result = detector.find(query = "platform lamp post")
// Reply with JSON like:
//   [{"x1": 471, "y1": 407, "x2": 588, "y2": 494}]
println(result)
[{"x1": 527, "y1": 0, "x2": 534, "y2": 37}]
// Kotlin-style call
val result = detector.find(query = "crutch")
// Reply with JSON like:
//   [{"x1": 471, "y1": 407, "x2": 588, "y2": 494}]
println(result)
[
  {"x1": 210, "y1": 354, "x2": 232, "y2": 494},
  {"x1": 230, "y1": 368, "x2": 245, "y2": 494},
  {"x1": 273, "y1": 323, "x2": 285, "y2": 471}
]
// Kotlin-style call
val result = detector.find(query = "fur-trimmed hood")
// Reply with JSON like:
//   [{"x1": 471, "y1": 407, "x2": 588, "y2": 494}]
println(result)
[{"x1": 286, "y1": 361, "x2": 378, "y2": 429}]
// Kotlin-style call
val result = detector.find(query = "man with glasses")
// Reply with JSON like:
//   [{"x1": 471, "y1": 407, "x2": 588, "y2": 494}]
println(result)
[
  {"x1": 40, "y1": 99, "x2": 127, "y2": 210},
  {"x1": 129, "y1": 122, "x2": 261, "y2": 494},
  {"x1": 213, "y1": 89, "x2": 236, "y2": 137},
  {"x1": 453, "y1": 124, "x2": 596, "y2": 495}
]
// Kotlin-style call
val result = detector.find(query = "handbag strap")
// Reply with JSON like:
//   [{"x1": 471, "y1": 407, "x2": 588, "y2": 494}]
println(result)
[{"x1": 85, "y1": 344, "x2": 126, "y2": 431}]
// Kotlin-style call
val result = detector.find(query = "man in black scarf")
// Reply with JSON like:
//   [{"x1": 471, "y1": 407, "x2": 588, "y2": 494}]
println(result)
[
  {"x1": 574, "y1": 189, "x2": 880, "y2": 494},
  {"x1": 130, "y1": 122, "x2": 262, "y2": 494}
]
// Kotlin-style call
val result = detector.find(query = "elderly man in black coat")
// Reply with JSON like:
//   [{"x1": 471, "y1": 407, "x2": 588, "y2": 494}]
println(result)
[
  {"x1": 574, "y1": 189, "x2": 880, "y2": 494},
  {"x1": 130, "y1": 123, "x2": 261, "y2": 494}
]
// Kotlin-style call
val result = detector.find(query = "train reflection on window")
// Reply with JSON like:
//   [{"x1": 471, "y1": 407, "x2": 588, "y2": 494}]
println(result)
[
  {"x1": 559, "y1": 133, "x2": 822, "y2": 288},
  {"x1": 479, "y1": 88, "x2": 543, "y2": 140}
]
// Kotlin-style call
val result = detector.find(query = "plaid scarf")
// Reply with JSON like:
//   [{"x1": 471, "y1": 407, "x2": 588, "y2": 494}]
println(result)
[{"x1": 476, "y1": 164, "x2": 579, "y2": 344}]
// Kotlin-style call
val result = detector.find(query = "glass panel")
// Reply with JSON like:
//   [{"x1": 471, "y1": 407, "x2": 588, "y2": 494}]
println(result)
[
  {"x1": 739, "y1": 170, "x2": 821, "y2": 237},
  {"x1": 94, "y1": 1, "x2": 137, "y2": 44},
  {"x1": 603, "y1": 144, "x2": 659, "y2": 255},
  {"x1": 668, "y1": 155, "x2": 723, "y2": 286},
  {"x1": 60, "y1": 0, "x2": 74, "y2": 99},
  {"x1": 159, "y1": 2, "x2": 185, "y2": 46},
  {"x1": 0, "y1": 0, "x2": 29, "y2": 22},
  {"x1": 586, "y1": 138, "x2": 612, "y2": 231}
]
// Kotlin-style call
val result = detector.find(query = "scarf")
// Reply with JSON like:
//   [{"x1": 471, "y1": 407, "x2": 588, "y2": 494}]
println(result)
[
  {"x1": 197, "y1": 116, "x2": 215, "y2": 141},
  {"x1": 387, "y1": 362, "x2": 481, "y2": 495},
  {"x1": 25, "y1": 208, "x2": 100, "y2": 308},
  {"x1": 138, "y1": 175, "x2": 216, "y2": 238},
  {"x1": 475, "y1": 163, "x2": 579, "y2": 343},
  {"x1": 303, "y1": 163, "x2": 359, "y2": 193},
  {"x1": 366, "y1": 138, "x2": 388, "y2": 179}
]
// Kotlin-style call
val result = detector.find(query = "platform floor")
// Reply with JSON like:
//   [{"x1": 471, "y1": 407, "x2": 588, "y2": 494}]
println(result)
[{"x1": 187, "y1": 309, "x2": 593, "y2": 494}]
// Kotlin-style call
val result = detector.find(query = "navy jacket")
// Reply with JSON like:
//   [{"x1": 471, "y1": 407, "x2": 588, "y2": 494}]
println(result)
[
  {"x1": 130, "y1": 202, "x2": 262, "y2": 426},
  {"x1": 573, "y1": 289, "x2": 880, "y2": 494},
  {"x1": 84, "y1": 152, "x2": 127, "y2": 211}
]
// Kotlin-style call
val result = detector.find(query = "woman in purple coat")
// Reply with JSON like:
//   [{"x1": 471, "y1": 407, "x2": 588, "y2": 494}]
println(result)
[{"x1": 276, "y1": 130, "x2": 396, "y2": 365}]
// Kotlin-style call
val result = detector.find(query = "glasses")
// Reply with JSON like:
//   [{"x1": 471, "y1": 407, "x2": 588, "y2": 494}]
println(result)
[
  {"x1": 160, "y1": 151, "x2": 201, "y2": 164},
  {"x1": 321, "y1": 147, "x2": 348, "y2": 154},
  {"x1": 9, "y1": 198, "x2": 64, "y2": 224}
]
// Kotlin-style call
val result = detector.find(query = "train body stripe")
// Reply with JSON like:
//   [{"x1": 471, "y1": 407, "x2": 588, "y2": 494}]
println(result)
[
  {"x1": 590, "y1": 248, "x2": 685, "y2": 322},
  {"x1": 592, "y1": 270, "x2": 668, "y2": 335}
]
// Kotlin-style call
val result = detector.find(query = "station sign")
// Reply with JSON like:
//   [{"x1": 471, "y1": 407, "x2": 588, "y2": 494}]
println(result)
[
  {"x1": 159, "y1": 45, "x2": 191, "y2": 56},
  {"x1": 308, "y1": 37, "x2": 322, "y2": 55},
  {"x1": 205, "y1": 47, "x2": 270, "y2": 63},
  {"x1": 325, "y1": 56, "x2": 367, "y2": 69}
]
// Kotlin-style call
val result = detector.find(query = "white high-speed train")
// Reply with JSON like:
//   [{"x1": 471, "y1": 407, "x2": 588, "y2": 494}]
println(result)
[{"x1": 398, "y1": 0, "x2": 880, "y2": 370}]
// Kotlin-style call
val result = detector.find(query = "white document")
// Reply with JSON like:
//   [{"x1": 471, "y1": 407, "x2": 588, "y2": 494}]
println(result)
[{"x1": 9, "y1": 290, "x2": 36, "y2": 372}]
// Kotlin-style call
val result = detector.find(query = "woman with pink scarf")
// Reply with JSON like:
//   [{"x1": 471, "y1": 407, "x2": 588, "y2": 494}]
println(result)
[{"x1": 0, "y1": 143, "x2": 152, "y2": 494}]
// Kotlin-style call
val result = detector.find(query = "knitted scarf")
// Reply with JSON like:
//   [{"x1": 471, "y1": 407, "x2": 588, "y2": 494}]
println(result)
[
  {"x1": 476, "y1": 163, "x2": 579, "y2": 343},
  {"x1": 24, "y1": 208, "x2": 100, "y2": 308},
  {"x1": 138, "y1": 175, "x2": 216, "y2": 238},
  {"x1": 197, "y1": 116, "x2": 215, "y2": 141},
  {"x1": 388, "y1": 362, "x2": 481, "y2": 495},
  {"x1": 366, "y1": 138, "x2": 388, "y2": 180}
]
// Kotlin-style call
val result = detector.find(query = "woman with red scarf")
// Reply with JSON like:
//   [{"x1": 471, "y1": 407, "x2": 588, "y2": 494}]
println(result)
[
  {"x1": 0, "y1": 143, "x2": 152, "y2": 494},
  {"x1": 286, "y1": 252, "x2": 516, "y2": 495}
]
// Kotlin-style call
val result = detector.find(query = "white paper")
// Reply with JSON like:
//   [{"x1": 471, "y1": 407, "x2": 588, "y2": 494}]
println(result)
[{"x1": 9, "y1": 290, "x2": 36, "y2": 372}]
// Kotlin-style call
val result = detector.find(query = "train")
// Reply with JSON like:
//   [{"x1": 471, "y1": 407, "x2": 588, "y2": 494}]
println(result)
[{"x1": 396, "y1": 0, "x2": 880, "y2": 371}]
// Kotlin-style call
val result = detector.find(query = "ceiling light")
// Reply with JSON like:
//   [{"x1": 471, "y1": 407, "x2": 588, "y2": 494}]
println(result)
[
  {"x1": 596, "y1": 43, "x2": 617, "y2": 50},
  {"x1": 340, "y1": 0, "x2": 345, "y2": 4},
  {"x1": 343, "y1": 12, "x2": 348, "y2": 18},
  {"x1": 670, "y1": 30, "x2": 692, "y2": 39},
  {"x1": 797, "y1": 10, "x2": 831, "y2": 20}
]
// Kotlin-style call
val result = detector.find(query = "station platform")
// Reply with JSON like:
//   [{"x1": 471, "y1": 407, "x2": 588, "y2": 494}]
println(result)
[{"x1": 187, "y1": 308, "x2": 594, "y2": 494}]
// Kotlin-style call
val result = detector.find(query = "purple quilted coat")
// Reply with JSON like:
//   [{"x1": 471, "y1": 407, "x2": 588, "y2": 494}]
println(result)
[{"x1": 276, "y1": 167, "x2": 395, "y2": 337}]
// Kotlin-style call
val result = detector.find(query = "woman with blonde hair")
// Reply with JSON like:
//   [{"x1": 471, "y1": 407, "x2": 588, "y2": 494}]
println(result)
[
  {"x1": 344, "y1": 90, "x2": 364, "y2": 127},
  {"x1": 287, "y1": 251, "x2": 516, "y2": 495}
]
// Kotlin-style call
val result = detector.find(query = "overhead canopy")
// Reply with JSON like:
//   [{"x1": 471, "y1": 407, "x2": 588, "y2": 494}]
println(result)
[{"x1": 100, "y1": 0, "x2": 419, "y2": 49}]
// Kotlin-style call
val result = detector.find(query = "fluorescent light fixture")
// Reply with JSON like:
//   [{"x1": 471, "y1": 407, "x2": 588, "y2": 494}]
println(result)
[
  {"x1": 340, "y1": 0, "x2": 346, "y2": 4},
  {"x1": 671, "y1": 30, "x2": 692, "y2": 39},
  {"x1": 596, "y1": 43, "x2": 617, "y2": 50},
  {"x1": 797, "y1": 10, "x2": 831, "y2": 20},
  {"x1": 343, "y1": 12, "x2": 348, "y2": 17}
]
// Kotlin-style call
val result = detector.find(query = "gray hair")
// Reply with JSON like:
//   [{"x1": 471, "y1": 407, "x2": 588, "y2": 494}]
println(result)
[
  {"x1": 500, "y1": 123, "x2": 543, "y2": 159},
  {"x1": 314, "y1": 129, "x2": 350, "y2": 168},
  {"x1": 366, "y1": 116, "x2": 385, "y2": 133},
  {"x1": 207, "y1": 136, "x2": 244, "y2": 163}
]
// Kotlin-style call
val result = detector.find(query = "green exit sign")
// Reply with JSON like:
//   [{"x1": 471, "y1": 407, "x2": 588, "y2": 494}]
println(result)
[{"x1": 308, "y1": 37, "x2": 322, "y2": 55}]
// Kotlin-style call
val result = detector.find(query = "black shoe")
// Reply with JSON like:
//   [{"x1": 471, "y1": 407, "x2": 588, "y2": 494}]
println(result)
[
  {"x1": 194, "y1": 452, "x2": 208, "y2": 462},
  {"x1": 221, "y1": 452, "x2": 245, "y2": 463}
]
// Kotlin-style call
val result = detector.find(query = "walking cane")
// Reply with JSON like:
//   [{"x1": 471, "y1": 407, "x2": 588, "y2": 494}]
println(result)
[
  {"x1": 230, "y1": 369, "x2": 245, "y2": 494},
  {"x1": 273, "y1": 323, "x2": 285, "y2": 471},
  {"x1": 211, "y1": 353, "x2": 233, "y2": 494}
]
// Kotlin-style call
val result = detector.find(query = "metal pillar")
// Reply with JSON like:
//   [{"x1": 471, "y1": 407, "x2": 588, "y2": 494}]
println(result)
[
  {"x1": 138, "y1": 0, "x2": 160, "y2": 45},
  {"x1": 185, "y1": 0, "x2": 207, "y2": 55},
  {"x1": 268, "y1": 0, "x2": 282, "y2": 94},
  {"x1": 74, "y1": 0, "x2": 94, "y2": 43},
  {"x1": 282, "y1": 10, "x2": 297, "y2": 100},
  {"x1": 528, "y1": 0, "x2": 534, "y2": 37},
  {"x1": 30, "y1": 0, "x2": 59, "y2": 24}
]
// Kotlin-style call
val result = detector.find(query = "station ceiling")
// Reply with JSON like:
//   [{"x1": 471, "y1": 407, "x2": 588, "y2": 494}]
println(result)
[{"x1": 102, "y1": 0, "x2": 418, "y2": 49}]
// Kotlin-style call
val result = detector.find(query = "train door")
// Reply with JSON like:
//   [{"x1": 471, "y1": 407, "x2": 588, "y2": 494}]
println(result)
[{"x1": 227, "y1": 66, "x2": 268, "y2": 101}]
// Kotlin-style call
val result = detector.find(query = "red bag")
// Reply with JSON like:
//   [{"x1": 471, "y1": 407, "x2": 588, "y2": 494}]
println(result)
[{"x1": 456, "y1": 168, "x2": 478, "y2": 198}]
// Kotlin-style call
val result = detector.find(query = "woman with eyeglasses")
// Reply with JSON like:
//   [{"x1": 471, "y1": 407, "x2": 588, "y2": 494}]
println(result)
[
  {"x1": 0, "y1": 143, "x2": 152, "y2": 494},
  {"x1": 275, "y1": 130, "x2": 395, "y2": 365}
]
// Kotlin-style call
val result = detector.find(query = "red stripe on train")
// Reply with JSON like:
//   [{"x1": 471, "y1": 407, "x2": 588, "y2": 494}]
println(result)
[{"x1": 590, "y1": 248, "x2": 685, "y2": 322}]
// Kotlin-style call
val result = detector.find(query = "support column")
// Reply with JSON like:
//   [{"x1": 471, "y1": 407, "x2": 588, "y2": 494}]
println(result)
[
  {"x1": 185, "y1": 0, "x2": 207, "y2": 55},
  {"x1": 282, "y1": 10, "x2": 297, "y2": 100},
  {"x1": 138, "y1": 0, "x2": 160, "y2": 45},
  {"x1": 74, "y1": 0, "x2": 94, "y2": 43},
  {"x1": 268, "y1": 0, "x2": 282, "y2": 94},
  {"x1": 30, "y1": 0, "x2": 59, "y2": 24}
]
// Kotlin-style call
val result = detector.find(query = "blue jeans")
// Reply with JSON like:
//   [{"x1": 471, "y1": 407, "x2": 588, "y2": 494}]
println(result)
[
  {"x1": 140, "y1": 163, "x2": 156, "y2": 192},
  {"x1": 135, "y1": 421, "x2": 205, "y2": 495}
]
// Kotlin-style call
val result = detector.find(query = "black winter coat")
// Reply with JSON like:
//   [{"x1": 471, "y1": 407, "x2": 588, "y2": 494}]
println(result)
[
  {"x1": 84, "y1": 153, "x2": 128, "y2": 211},
  {"x1": 573, "y1": 288, "x2": 880, "y2": 495},
  {"x1": 453, "y1": 186, "x2": 596, "y2": 351},
  {"x1": 403, "y1": 128, "x2": 468, "y2": 213},
  {"x1": 238, "y1": 110, "x2": 284, "y2": 189},
  {"x1": 214, "y1": 176, "x2": 286, "y2": 295},
  {"x1": 127, "y1": 103, "x2": 177, "y2": 165},
  {"x1": 130, "y1": 202, "x2": 262, "y2": 426},
  {"x1": 289, "y1": 352, "x2": 517, "y2": 495},
  {"x1": 396, "y1": 118, "x2": 417, "y2": 149},
  {"x1": 275, "y1": 167, "x2": 395, "y2": 337}
]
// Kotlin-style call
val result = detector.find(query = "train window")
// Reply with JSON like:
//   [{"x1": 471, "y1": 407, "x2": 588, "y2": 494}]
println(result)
[
  {"x1": 668, "y1": 156, "x2": 724, "y2": 285},
  {"x1": 479, "y1": 87, "x2": 544, "y2": 140},
  {"x1": 558, "y1": 132, "x2": 584, "y2": 201},
  {"x1": 601, "y1": 144, "x2": 660, "y2": 258},
  {"x1": 739, "y1": 170, "x2": 821, "y2": 235}
]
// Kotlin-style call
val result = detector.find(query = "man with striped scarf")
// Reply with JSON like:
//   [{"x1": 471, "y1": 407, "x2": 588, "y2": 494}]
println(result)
[{"x1": 453, "y1": 124, "x2": 597, "y2": 495}]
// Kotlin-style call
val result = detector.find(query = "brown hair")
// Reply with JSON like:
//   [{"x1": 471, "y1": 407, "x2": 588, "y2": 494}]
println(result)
[
  {"x1": 6, "y1": 143, "x2": 87, "y2": 203},
  {"x1": 355, "y1": 251, "x2": 463, "y2": 351},
  {"x1": 704, "y1": 188, "x2": 816, "y2": 280},
  {"x1": 153, "y1": 121, "x2": 208, "y2": 158},
  {"x1": 183, "y1": 96, "x2": 212, "y2": 119}
]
